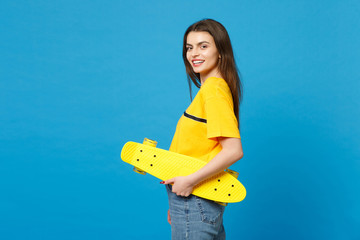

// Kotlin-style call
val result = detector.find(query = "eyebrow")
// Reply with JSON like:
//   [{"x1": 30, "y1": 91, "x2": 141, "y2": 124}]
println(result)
[{"x1": 186, "y1": 41, "x2": 210, "y2": 46}]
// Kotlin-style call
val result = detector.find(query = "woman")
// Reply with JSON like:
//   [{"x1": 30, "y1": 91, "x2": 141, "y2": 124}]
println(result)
[{"x1": 161, "y1": 19, "x2": 244, "y2": 239}]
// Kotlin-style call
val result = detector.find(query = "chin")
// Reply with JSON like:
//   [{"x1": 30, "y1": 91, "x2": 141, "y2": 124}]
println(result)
[{"x1": 193, "y1": 67, "x2": 205, "y2": 73}]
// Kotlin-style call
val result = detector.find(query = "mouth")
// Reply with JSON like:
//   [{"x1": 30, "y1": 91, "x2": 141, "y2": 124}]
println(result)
[{"x1": 192, "y1": 60, "x2": 205, "y2": 67}]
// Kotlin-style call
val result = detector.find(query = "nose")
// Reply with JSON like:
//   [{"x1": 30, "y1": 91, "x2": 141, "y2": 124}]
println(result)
[{"x1": 191, "y1": 47, "x2": 200, "y2": 57}]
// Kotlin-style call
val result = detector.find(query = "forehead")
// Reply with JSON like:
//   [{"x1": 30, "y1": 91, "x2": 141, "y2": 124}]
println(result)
[{"x1": 186, "y1": 31, "x2": 215, "y2": 44}]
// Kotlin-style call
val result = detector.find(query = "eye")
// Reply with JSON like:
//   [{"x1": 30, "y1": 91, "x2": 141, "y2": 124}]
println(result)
[
  {"x1": 186, "y1": 46, "x2": 192, "y2": 51},
  {"x1": 201, "y1": 45, "x2": 208, "y2": 49}
]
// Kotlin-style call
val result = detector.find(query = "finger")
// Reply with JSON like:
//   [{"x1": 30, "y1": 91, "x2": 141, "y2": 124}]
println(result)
[
  {"x1": 161, "y1": 178, "x2": 174, "y2": 185},
  {"x1": 167, "y1": 209, "x2": 171, "y2": 225},
  {"x1": 178, "y1": 192, "x2": 186, "y2": 197}
]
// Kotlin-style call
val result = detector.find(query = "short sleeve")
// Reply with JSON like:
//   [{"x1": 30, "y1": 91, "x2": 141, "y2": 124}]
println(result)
[{"x1": 205, "y1": 96, "x2": 241, "y2": 140}]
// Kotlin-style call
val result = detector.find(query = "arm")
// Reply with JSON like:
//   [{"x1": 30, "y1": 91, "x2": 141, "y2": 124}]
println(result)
[{"x1": 162, "y1": 137, "x2": 243, "y2": 197}]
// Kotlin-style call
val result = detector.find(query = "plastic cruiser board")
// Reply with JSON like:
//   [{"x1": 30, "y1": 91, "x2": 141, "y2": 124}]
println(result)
[{"x1": 120, "y1": 138, "x2": 246, "y2": 204}]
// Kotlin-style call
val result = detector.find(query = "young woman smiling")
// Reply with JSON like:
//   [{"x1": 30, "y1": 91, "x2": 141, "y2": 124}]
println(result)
[{"x1": 161, "y1": 19, "x2": 244, "y2": 239}]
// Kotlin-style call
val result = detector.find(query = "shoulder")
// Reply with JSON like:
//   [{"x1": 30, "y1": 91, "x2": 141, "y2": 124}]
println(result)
[{"x1": 200, "y1": 77, "x2": 232, "y2": 100}]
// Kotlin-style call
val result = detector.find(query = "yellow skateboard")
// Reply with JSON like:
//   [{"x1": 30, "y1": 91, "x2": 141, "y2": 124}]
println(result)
[{"x1": 120, "y1": 138, "x2": 246, "y2": 204}]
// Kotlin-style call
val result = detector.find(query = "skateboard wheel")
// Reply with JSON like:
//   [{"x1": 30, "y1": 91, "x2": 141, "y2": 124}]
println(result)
[
  {"x1": 143, "y1": 138, "x2": 157, "y2": 147},
  {"x1": 225, "y1": 169, "x2": 239, "y2": 179},
  {"x1": 216, "y1": 201, "x2": 228, "y2": 206},
  {"x1": 133, "y1": 167, "x2": 146, "y2": 175}
]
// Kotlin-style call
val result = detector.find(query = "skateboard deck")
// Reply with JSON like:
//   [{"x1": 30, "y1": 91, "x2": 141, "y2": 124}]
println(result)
[{"x1": 121, "y1": 138, "x2": 246, "y2": 203}]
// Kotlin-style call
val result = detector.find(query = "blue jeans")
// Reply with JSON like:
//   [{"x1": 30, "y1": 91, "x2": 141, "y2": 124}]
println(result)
[{"x1": 166, "y1": 184, "x2": 226, "y2": 240}]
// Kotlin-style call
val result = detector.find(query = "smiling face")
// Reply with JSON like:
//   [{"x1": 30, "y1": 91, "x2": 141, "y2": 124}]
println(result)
[{"x1": 186, "y1": 31, "x2": 222, "y2": 84}]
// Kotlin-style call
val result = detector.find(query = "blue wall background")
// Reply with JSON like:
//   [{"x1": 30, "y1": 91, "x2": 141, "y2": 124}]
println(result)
[{"x1": 1, "y1": 1, "x2": 359, "y2": 239}]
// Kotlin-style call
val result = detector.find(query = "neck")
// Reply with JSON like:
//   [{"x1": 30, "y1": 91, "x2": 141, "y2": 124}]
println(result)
[{"x1": 200, "y1": 71, "x2": 223, "y2": 85}]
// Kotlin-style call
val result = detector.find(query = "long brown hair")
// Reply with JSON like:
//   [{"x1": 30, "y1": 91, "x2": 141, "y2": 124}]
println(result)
[{"x1": 182, "y1": 19, "x2": 243, "y2": 125}]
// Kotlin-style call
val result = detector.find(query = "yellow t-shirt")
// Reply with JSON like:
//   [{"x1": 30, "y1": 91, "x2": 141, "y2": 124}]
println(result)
[{"x1": 169, "y1": 77, "x2": 240, "y2": 162}]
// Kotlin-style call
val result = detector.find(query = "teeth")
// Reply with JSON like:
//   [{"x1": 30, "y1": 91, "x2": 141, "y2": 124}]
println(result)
[{"x1": 193, "y1": 61, "x2": 204, "y2": 64}]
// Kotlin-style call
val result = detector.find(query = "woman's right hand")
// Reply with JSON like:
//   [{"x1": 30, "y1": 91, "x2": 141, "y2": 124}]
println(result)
[{"x1": 167, "y1": 209, "x2": 171, "y2": 225}]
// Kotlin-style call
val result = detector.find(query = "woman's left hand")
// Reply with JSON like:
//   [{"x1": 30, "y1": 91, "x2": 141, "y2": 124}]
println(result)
[{"x1": 161, "y1": 176, "x2": 195, "y2": 197}]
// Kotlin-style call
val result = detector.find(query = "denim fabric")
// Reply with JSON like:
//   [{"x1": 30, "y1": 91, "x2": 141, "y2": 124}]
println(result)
[{"x1": 166, "y1": 184, "x2": 226, "y2": 240}]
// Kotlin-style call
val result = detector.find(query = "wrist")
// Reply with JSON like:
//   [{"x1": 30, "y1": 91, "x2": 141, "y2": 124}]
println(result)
[{"x1": 187, "y1": 172, "x2": 201, "y2": 186}]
